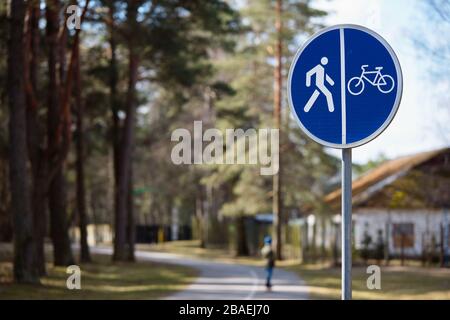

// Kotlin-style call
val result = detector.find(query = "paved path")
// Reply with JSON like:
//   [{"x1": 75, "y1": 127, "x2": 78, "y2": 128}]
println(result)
[{"x1": 91, "y1": 247, "x2": 309, "y2": 300}]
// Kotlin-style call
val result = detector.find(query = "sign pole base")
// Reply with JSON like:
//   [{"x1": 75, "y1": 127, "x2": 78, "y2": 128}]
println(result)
[{"x1": 342, "y1": 148, "x2": 352, "y2": 300}]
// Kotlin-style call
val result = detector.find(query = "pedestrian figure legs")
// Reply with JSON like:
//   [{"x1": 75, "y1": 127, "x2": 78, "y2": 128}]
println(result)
[
  {"x1": 304, "y1": 87, "x2": 334, "y2": 113},
  {"x1": 304, "y1": 89, "x2": 320, "y2": 112},
  {"x1": 266, "y1": 267, "x2": 273, "y2": 290},
  {"x1": 319, "y1": 85, "x2": 334, "y2": 112}
]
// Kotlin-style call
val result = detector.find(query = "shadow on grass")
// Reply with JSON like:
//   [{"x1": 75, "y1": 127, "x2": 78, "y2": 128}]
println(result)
[{"x1": 0, "y1": 254, "x2": 198, "y2": 299}]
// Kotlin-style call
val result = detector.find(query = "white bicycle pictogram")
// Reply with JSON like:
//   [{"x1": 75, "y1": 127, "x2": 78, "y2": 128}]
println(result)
[{"x1": 347, "y1": 65, "x2": 395, "y2": 96}]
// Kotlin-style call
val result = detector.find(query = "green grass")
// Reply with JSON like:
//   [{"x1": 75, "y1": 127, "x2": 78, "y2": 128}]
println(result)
[
  {"x1": 136, "y1": 240, "x2": 247, "y2": 261},
  {"x1": 0, "y1": 253, "x2": 197, "y2": 300},
  {"x1": 136, "y1": 240, "x2": 278, "y2": 266},
  {"x1": 286, "y1": 263, "x2": 450, "y2": 300}
]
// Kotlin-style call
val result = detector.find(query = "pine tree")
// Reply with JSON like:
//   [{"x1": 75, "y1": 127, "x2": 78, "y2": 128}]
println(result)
[{"x1": 211, "y1": 0, "x2": 333, "y2": 257}]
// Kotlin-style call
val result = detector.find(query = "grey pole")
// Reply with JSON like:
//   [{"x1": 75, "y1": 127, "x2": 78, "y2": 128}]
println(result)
[{"x1": 341, "y1": 148, "x2": 352, "y2": 300}]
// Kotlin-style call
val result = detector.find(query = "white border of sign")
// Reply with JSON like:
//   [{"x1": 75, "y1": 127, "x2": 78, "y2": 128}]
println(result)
[{"x1": 287, "y1": 24, "x2": 403, "y2": 149}]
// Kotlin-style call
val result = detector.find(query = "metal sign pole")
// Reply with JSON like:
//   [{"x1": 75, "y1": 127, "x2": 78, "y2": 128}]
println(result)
[{"x1": 341, "y1": 148, "x2": 352, "y2": 300}]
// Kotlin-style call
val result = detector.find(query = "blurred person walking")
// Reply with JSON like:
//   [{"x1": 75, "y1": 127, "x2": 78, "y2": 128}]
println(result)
[{"x1": 261, "y1": 236, "x2": 275, "y2": 291}]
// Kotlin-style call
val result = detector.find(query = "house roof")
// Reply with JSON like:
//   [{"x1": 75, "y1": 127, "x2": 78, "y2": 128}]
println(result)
[{"x1": 324, "y1": 147, "x2": 450, "y2": 210}]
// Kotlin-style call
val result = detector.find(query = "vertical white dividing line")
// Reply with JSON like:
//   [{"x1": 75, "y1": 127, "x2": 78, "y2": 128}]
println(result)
[{"x1": 340, "y1": 28, "x2": 346, "y2": 145}]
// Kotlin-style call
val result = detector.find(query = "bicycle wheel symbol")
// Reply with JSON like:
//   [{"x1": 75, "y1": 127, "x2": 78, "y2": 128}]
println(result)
[
  {"x1": 347, "y1": 77, "x2": 365, "y2": 96},
  {"x1": 376, "y1": 74, "x2": 395, "y2": 94}
]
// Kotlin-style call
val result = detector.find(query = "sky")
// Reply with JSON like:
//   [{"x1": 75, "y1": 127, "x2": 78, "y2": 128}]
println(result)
[{"x1": 313, "y1": 0, "x2": 450, "y2": 164}]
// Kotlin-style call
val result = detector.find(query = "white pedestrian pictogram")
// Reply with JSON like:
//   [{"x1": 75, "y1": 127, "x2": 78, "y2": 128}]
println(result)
[
  {"x1": 304, "y1": 57, "x2": 335, "y2": 113},
  {"x1": 347, "y1": 65, "x2": 395, "y2": 96}
]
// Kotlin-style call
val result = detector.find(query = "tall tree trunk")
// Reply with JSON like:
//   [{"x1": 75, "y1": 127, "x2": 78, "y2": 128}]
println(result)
[
  {"x1": 332, "y1": 222, "x2": 339, "y2": 266},
  {"x1": 195, "y1": 188, "x2": 206, "y2": 248},
  {"x1": 311, "y1": 219, "x2": 317, "y2": 262},
  {"x1": 46, "y1": 0, "x2": 74, "y2": 266},
  {"x1": 75, "y1": 34, "x2": 91, "y2": 263},
  {"x1": 320, "y1": 216, "x2": 327, "y2": 260},
  {"x1": 25, "y1": 1, "x2": 48, "y2": 276},
  {"x1": 303, "y1": 222, "x2": 310, "y2": 263},
  {"x1": 113, "y1": 2, "x2": 138, "y2": 261},
  {"x1": 236, "y1": 216, "x2": 249, "y2": 256},
  {"x1": 49, "y1": 171, "x2": 74, "y2": 265},
  {"x1": 31, "y1": 162, "x2": 48, "y2": 275},
  {"x1": 127, "y1": 165, "x2": 135, "y2": 261},
  {"x1": 8, "y1": 0, "x2": 39, "y2": 283},
  {"x1": 272, "y1": 0, "x2": 283, "y2": 260},
  {"x1": 107, "y1": 0, "x2": 125, "y2": 258},
  {"x1": 107, "y1": 0, "x2": 121, "y2": 184}
]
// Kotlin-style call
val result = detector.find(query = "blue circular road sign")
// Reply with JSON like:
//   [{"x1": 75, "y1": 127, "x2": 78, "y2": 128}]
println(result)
[{"x1": 287, "y1": 25, "x2": 403, "y2": 148}]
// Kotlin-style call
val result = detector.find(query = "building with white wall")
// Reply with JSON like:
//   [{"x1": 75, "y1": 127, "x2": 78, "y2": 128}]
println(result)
[{"x1": 324, "y1": 148, "x2": 450, "y2": 260}]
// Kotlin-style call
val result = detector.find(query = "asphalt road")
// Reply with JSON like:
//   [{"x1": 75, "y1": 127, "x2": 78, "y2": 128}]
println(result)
[{"x1": 92, "y1": 247, "x2": 309, "y2": 300}]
